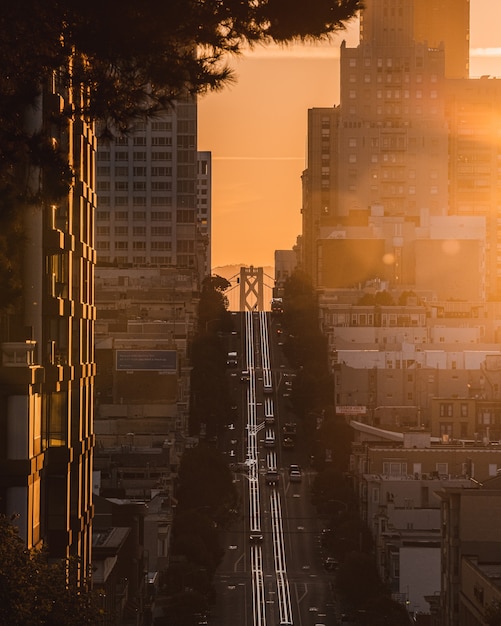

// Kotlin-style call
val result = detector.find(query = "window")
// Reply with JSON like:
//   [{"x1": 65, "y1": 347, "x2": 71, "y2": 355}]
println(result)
[
  {"x1": 133, "y1": 136, "x2": 146, "y2": 146},
  {"x1": 151, "y1": 211, "x2": 170, "y2": 221},
  {"x1": 115, "y1": 241, "x2": 128, "y2": 249},
  {"x1": 152, "y1": 151, "x2": 172, "y2": 161},
  {"x1": 97, "y1": 166, "x2": 110, "y2": 176},
  {"x1": 152, "y1": 137, "x2": 172, "y2": 146},
  {"x1": 133, "y1": 167, "x2": 147, "y2": 176},
  {"x1": 133, "y1": 227, "x2": 146, "y2": 236},
  {"x1": 114, "y1": 166, "x2": 128, "y2": 176},
  {"x1": 436, "y1": 463, "x2": 449, "y2": 476},
  {"x1": 151, "y1": 182, "x2": 171, "y2": 191},
  {"x1": 177, "y1": 240, "x2": 194, "y2": 253},
  {"x1": 96, "y1": 211, "x2": 110, "y2": 221},
  {"x1": 151, "y1": 227, "x2": 172, "y2": 236},
  {"x1": 115, "y1": 181, "x2": 128, "y2": 191},
  {"x1": 151, "y1": 197, "x2": 172, "y2": 206},
  {"x1": 132, "y1": 241, "x2": 146, "y2": 250},
  {"x1": 152, "y1": 121, "x2": 172, "y2": 131},
  {"x1": 176, "y1": 210, "x2": 195, "y2": 223},
  {"x1": 132, "y1": 197, "x2": 146, "y2": 206},
  {"x1": 439, "y1": 403, "x2": 453, "y2": 417},
  {"x1": 115, "y1": 151, "x2": 128, "y2": 161},
  {"x1": 133, "y1": 181, "x2": 146, "y2": 191},
  {"x1": 133, "y1": 212, "x2": 146, "y2": 221},
  {"x1": 114, "y1": 226, "x2": 128, "y2": 236},
  {"x1": 96, "y1": 226, "x2": 110, "y2": 236},
  {"x1": 151, "y1": 166, "x2": 172, "y2": 176},
  {"x1": 151, "y1": 241, "x2": 171, "y2": 251},
  {"x1": 134, "y1": 151, "x2": 147, "y2": 161},
  {"x1": 382, "y1": 462, "x2": 407, "y2": 476}
]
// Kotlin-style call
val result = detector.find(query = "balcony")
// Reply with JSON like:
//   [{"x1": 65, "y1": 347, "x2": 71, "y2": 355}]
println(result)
[{"x1": 2, "y1": 341, "x2": 37, "y2": 367}]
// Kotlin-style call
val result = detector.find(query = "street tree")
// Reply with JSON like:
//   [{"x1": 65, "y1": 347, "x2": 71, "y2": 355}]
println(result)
[{"x1": 0, "y1": 515, "x2": 103, "y2": 626}]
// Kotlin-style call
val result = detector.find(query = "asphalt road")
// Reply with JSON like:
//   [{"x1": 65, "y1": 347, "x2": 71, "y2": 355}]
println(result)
[{"x1": 212, "y1": 312, "x2": 340, "y2": 626}]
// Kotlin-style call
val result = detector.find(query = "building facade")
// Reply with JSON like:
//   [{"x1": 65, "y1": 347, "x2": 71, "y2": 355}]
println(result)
[
  {"x1": 95, "y1": 98, "x2": 207, "y2": 285},
  {"x1": 0, "y1": 73, "x2": 96, "y2": 577}
]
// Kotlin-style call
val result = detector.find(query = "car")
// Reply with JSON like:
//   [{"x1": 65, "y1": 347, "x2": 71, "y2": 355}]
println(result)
[
  {"x1": 282, "y1": 437, "x2": 295, "y2": 448},
  {"x1": 289, "y1": 470, "x2": 302, "y2": 482},
  {"x1": 264, "y1": 430, "x2": 275, "y2": 447},
  {"x1": 289, "y1": 464, "x2": 301, "y2": 473},
  {"x1": 240, "y1": 370, "x2": 250, "y2": 382},
  {"x1": 324, "y1": 556, "x2": 339, "y2": 571},
  {"x1": 265, "y1": 470, "x2": 279, "y2": 485},
  {"x1": 250, "y1": 532, "x2": 263, "y2": 543}
]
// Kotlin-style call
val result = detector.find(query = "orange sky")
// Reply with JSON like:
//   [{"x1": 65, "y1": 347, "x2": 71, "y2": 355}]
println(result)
[{"x1": 198, "y1": 0, "x2": 501, "y2": 270}]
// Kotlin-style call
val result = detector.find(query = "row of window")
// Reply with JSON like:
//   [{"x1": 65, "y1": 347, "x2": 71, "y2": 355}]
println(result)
[
  {"x1": 97, "y1": 166, "x2": 173, "y2": 177},
  {"x1": 98, "y1": 239, "x2": 195, "y2": 251},
  {"x1": 98, "y1": 197, "x2": 172, "y2": 208},
  {"x1": 101, "y1": 241, "x2": 173, "y2": 250},
  {"x1": 327, "y1": 312, "x2": 426, "y2": 327},
  {"x1": 97, "y1": 226, "x2": 172, "y2": 236},
  {"x1": 97, "y1": 151, "x2": 173, "y2": 162},
  {"x1": 346, "y1": 56, "x2": 425, "y2": 70},
  {"x1": 98, "y1": 211, "x2": 172, "y2": 221},
  {"x1": 348, "y1": 73, "x2": 438, "y2": 84},
  {"x1": 97, "y1": 181, "x2": 172, "y2": 191},
  {"x1": 98, "y1": 254, "x2": 195, "y2": 267},
  {"x1": 99, "y1": 255, "x2": 173, "y2": 265}
]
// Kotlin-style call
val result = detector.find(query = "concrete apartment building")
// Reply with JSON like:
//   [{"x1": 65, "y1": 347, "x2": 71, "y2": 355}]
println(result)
[
  {"x1": 349, "y1": 424, "x2": 501, "y2": 620},
  {"x1": 438, "y1": 476, "x2": 501, "y2": 626},
  {"x1": 197, "y1": 151, "x2": 212, "y2": 277},
  {"x1": 0, "y1": 75, "x2": 96, "y2": 576},
  {"x1": 95, "y1": 97, "x2": 209, "y2": 285}
]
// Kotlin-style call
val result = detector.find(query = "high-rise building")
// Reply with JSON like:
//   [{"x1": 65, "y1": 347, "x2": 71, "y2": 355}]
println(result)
[
  {"x1": 95, "y1": 98, "x2": 207, "y2": 284},
  {"x1": 0, "y1": 74, "x2": 96, "y2": 578},
  {"x1": 301, "y1": 0, "x2": 501, "y2": 296},
  {"x1": 197, "y1": 151, "x2": 212, "y2": 276}
]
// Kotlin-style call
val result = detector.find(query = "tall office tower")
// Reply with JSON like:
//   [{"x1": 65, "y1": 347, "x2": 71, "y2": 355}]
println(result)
[
  {"x1": 302, "y1": 0, "x2": 470, "y2": 286},
  {"x1": 197, "y1": 151, "x2": 212, "y2": 277},
  {"x1": 95, "y1": 97, "x2": 204, "y2": 284},
  {"x1": 446, "y1": 76, "x2": 501, "y2": 299},
  {"x1": 0, "y1": 74, "x2": 96, "y2": 578},
  {"x1": 361, "y1": 0, "x2": 470, "y2": 79}
]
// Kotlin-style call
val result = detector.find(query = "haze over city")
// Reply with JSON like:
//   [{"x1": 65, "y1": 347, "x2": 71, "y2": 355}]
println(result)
[{"x1": 200, "y1": 0, "x2": 501, "y2": 270}]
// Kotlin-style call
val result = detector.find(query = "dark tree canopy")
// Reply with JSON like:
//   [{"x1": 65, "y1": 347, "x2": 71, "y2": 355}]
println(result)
[
  {"x1": 0, "y1": 515, "x2": 103, "y2": 626},
  {"x1": 1, "y1": 0, "x2": 362, "y2": 132}
]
